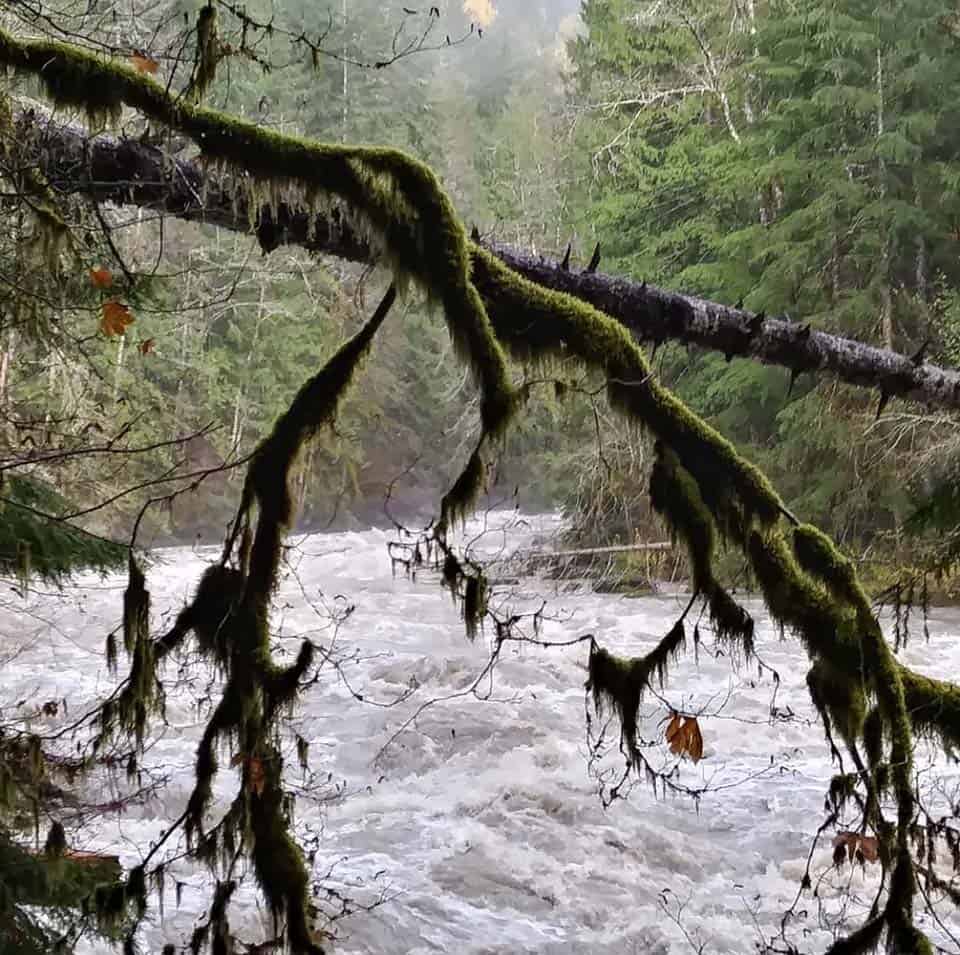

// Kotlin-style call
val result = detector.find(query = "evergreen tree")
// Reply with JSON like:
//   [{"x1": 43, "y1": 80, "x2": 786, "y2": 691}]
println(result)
[{"x1": 565, "y1": 0, "x2": 960, "y2": 541}]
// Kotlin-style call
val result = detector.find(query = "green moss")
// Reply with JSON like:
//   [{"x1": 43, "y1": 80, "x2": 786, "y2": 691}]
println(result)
[
  {"x1": 191, "y1": 5, "x2": 219, "y2": 103},
  {"x1": 807, "y1": 661, "x2": 867, "y2": 751},
  {"x1": 2, "y1": 24, "x2": 950, "y2": 949},
  {"x1": 463, "y1": 574, "x2": 487, "y2": 641},
  {"x1": 886, "y1": 850, "x2": 933, "y2": 954},
  {"x1": 793, "y1": 523, "x2": 864, "y2": 606},
  {"x1": 470, "y1": 249, "x2": 782, "y2": 532},
  {"x1": 123, "y1": 554, "x2": 149, "y2": 655},
  {"x1": 248, "y1": 745, "x2": 322, "y2": 954},
  {"x1": 588, "y1": 621, "x2": 685, "y2": 765},
  {"x1": 748, "y1": 529, "x2": 860, "y2": 663},
  {"x1": 649, "y1": 444, "x2": 754, "y2": 655},
  {"x1": 438, "y1": 446, "x2": 486, "y2": 535},
  {"x1": 0, "y1": 28, "x2": 516, "y2": 527},
  {"x1": 898, "y1": 667, "x2": 960, "y2": 756},
  {"x1": 167, "y1": 288, "x2": 397, "y2": 952},
  {"x1": 824, "y1": 915, "x2": 884, "y2": 954}
]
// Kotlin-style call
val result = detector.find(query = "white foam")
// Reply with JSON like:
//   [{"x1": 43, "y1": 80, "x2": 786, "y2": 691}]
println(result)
[{"x1": 4, "y1": 512, "x2": 957, "y2": 953}]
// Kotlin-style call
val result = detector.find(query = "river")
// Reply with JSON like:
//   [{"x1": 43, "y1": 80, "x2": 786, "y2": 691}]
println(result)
[{"x1": 4, "y1": 513, "x2": 958, "y2": 953}]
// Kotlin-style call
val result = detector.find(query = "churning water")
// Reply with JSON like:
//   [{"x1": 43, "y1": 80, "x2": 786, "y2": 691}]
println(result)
[{"x1": 4, "y1": 513, "x2": 959, "y2": 953}]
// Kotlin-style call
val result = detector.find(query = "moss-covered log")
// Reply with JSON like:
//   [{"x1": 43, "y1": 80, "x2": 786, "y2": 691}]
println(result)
[{"x1": 16, "y1": 108, "x2": 960, "y2": 413}]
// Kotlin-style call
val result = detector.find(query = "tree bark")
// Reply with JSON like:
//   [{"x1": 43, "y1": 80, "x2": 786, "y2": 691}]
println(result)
[{"x1": 17, "y1": 109, "x2": 960, "y2": 412}]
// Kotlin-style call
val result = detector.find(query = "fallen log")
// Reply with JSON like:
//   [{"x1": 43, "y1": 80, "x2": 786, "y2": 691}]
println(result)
[
  {"x1": 515, "y1": 542, "x2": 672, "y2": 560},
  {"x1": 14, "y1": 108, "x2": 960, "y2": 412}
]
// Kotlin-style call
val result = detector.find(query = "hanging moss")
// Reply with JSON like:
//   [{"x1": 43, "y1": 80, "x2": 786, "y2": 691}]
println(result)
[
  {"x1": 588, "y1": 621, "x2": 685, "y2": 765},
  {"x1": 648, "y1": 443, "x2": 754, "y2": 656},
  {"x1": 806, "y1": 662, "x2": 867, "y2": 753},
  {"x1": 793, "y1": 523, "x2": 863, "y2": 606},
  {"x1": 191, "y1": 5, "x2": 219, "y2": 103},
  {"x1": 122, "y1": 554, "x2": 149, "y2": 655},
  {"x1": 0, "y1": 29, "x2": 518, "y2": 535},
  {"x1": 470, "y1": 248, "x2": 783, "y2": 532},
  {"x1": 463, "y1": 573, "x2": 487, "y2": 641},
  {"x1": 885, "y1": 850, "x2": 934, "y2": 954},
  {"x1": 185, "y1": 564, "x2": 245, "y2": 665},
  {"x1": 437, "y1": 446, "x2": 486, "y2": 534},
  {"x1": 183, "y1": 290, "x2": 396, "y2": 952},
  {"x1": 2, "y1": 26, "x2": 954, "y2": 948},
  {"x1": 824, "y1": 915, "x2": 885, "y2": 955},
  {"x1": 862, "y1": 707, "x2": 884, "y2": 769},
  {"x1": 898, "y1": 668, "x2": 960, "y2": 756},
  {"x1": 248, "y1": 745, "x2": 322, "y2": 955}
]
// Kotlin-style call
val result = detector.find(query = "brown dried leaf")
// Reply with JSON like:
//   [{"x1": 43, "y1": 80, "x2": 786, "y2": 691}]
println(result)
[
  {"x1": 130, "y1": 52, "x2": 159, "y2": 74},
  {"x1": 248, "y1": 756, "x2": 266, "y2": 796},
  {"x1": 685, "y1": 719, "x2": 704, "y2": 762},
  {"x1": 100, "y1": 300, "x2": 134, "y2": 337},
  {"x1": 832, "y1": 831, "x2": 880, "y2": 865},
  {"x1": 665, "y1": 712, "x2": 704, "y2": 763},
  {"x1": 665, "y1": 711, "x2": 683, "y2": 748},
  {"x1": 89, "y1": 267, "x2": 113, "y2": 289}
]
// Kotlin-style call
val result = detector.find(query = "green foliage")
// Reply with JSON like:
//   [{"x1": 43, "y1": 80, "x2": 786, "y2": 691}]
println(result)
[
  {"x1": 565, "y1": 0, "x2": 960, "y2": 552},
  {"x1": 0, "y1": 832, "x2": 122, "y2": 955},
  {"x1": 0, "y1": 476, "x2": 125, "y2": 583}
]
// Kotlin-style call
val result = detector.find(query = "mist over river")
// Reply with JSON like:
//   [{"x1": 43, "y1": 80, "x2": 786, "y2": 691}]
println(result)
[{"x1": 5, "y1": 513, "x2": 959, "y2": 954}]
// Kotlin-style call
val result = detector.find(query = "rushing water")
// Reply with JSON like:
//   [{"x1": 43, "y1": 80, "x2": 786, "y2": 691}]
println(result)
[{"x1": 4, "y1": 513, "x2": 959, "y2": 954}]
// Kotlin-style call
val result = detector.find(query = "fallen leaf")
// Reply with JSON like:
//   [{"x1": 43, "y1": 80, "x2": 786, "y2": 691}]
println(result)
[
  {"x1": 685, "y1": 719, "x2": 704, "y2": 762},
  {"x1": 100, "y1": 301, "x2": 134, "y2": 337},
  {"x1": 665, "y1": 712, "x2": 683, "y2": 748},
  {"x1": 131, "y1": 51, "x2": 159, "y2": 75},
  {"x1": 89, "y1": 267, "x2": 113, "y2": 289},
  {"x1": 139, "y1": 338, "x2": 154, "y2": 355}
]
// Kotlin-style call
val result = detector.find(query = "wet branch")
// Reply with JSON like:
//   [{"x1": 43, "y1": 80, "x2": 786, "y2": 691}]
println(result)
[{"x1": 17, "y1": 108, "x2": 960, "y2": 413}]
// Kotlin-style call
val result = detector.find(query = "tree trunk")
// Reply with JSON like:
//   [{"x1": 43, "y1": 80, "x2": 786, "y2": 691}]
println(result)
[{"x1": 17, "y1": 110, "x2": 960, "y2": 412}]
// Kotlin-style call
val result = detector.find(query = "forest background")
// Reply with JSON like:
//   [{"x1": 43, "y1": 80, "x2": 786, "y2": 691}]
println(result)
[
  {"x1": 4, "y1": 2, "x2": 960, "y2": 952},
  {"x1": 10, "y1": 0, "x2": 960, "y2": 584}
]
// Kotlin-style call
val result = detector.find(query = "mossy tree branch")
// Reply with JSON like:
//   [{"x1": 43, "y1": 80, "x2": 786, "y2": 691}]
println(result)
[
  {"x1": 1, "y1": 30, "x2": 954, "y2": 953},
  {"x1": 14, "y1": 109, "x2": 960, "y2": 413}
]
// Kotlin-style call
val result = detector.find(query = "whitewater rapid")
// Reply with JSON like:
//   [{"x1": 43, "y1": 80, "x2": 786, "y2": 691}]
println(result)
[{"x1": 4, "y1": 513, "x2": 958, "y2": 953}]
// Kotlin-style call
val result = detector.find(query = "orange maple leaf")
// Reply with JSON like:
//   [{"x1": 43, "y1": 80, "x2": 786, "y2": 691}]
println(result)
[
  {"x1": 89, "y1": 267, "x2": 113, "y2": 289},
  {"x1": 100, "y1": 301, "x2": 134, "y2": 337},
  {"x1": 130, "y1": 52, "x2": 159, "y2": 75}
]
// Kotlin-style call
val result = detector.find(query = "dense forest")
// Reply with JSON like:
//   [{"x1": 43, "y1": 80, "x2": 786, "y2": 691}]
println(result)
[
  {"x1": 1, "y1": 1, "x2": 960, "y2": 953},
  {"x1": 6, "y1": 0, "x2": 960, "y2": 560}
]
